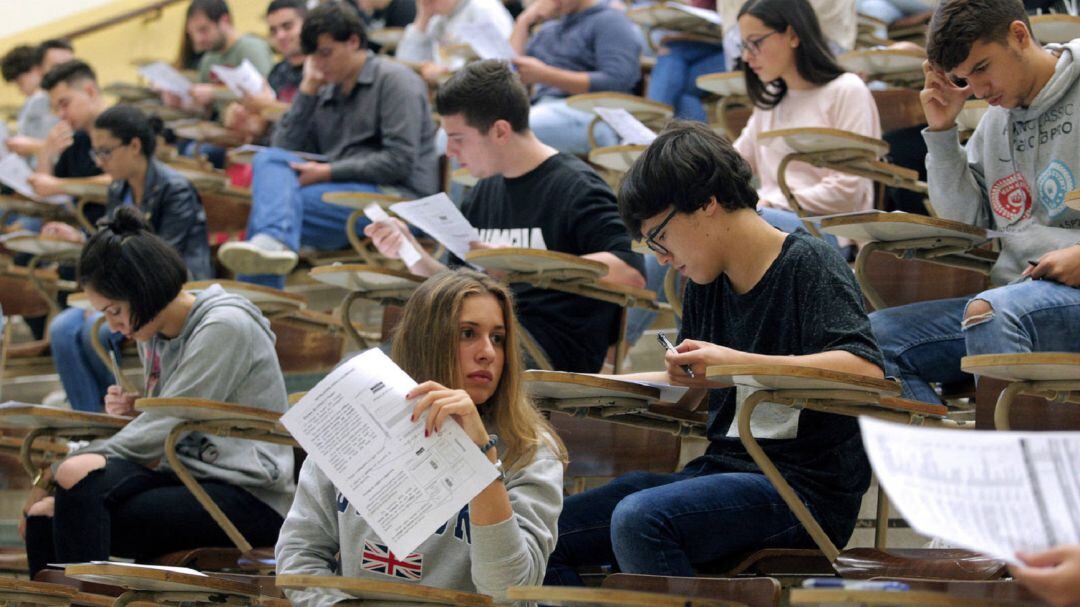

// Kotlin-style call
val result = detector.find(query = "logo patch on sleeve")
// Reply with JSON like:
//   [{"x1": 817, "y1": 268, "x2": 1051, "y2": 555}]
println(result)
[
  {"x1": 360, "y1": 540, "x2": 423, "y2": 580},
  {"x1": 989, "y1": 172, "x2": 1033, "y2": 222},
  {"x1": 1036, "y1": 160, "x2": 1075, "y2": 217}
]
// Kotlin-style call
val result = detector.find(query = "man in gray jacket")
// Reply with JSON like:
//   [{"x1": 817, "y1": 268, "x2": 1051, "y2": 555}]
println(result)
[
  {"x1": 218, "y1": 1, "x2": 438, "y2": 289},
  {"x1": 870, "y1": 0, "x2": 1080, "y2": 405}
]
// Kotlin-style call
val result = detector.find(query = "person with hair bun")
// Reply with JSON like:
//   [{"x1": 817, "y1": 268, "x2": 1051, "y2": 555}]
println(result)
[
  {"x1": 48, "y1": 103, "x2": 213, "y2": 413},
  {"x1": 22, "y1": 207, "x2": 293, "y2": 578}
]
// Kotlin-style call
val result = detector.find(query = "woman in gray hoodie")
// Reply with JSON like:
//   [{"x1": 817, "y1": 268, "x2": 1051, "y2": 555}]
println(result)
[
  {"x1": 276, "y1": 270, "x2": 567, "y2": 606},
  {"x1": 22, "y1": 207, "x2": 295, "y2": 577}
]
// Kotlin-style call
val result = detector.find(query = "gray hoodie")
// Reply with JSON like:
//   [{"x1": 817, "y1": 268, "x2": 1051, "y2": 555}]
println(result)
[
  {"x1": 275, "y1": 438, "x2": 564, "y2": 607},
  {"x1": 924, "y1": 39, "x2": 1080, "y2": 286},
  {"x1": 75, "y1": 284, "x2": 295, "y2": 517}
]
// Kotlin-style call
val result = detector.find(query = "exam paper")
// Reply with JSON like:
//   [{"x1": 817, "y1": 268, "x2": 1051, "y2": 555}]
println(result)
[
  {"x1": 88, "y1": 561, "x2": 208, "y2": 577},
  {"x1": 364, "y1": 203, "x2": 423, "y2": 267},
  {"x1": 594, "y1": 107, "x2": 657, "y2": 146},
  {"x1": 138, "y1": 62, "x2": 192, "y2": 97},
  {"x1": 860, "y1": 417, "x2": 1080, "y2": 565},
  {"x1": 458, "y1": 21, "x2": 518, "y2": 60},
  {"x1": 231, "y1": 144, "x2": 329, "y2": 163},
  {"x1": 0, "y1": 154, "x2": 69, "y2": 204},
  {"x1": 281, "y1": 349, "x2": 498, "y2": 557},
  {"x1": 390, "y1": 193, "x2": 481, "y2": 262},
  {"x1": 210, "y1": 59, "x2": 265, "y2": 97},
  {"x1": 669, "y1": 3, "x2": 724, "y2": 26}
]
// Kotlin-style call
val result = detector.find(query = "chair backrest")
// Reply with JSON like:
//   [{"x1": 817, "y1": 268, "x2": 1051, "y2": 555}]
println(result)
[{"x1": 602, "y1": 573, "x2": 781, "y2": 607}]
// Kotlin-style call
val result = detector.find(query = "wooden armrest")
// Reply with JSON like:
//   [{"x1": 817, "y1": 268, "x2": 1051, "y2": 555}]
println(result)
[
  {"x1": 321, "y1": 191, "x2": 405, "y2": 210},
  {"x1": 876, "y1": 396, "x2": 949, "y2": 417},
  {"x1": 506, "y1": 585, "x2": 739, "y2": 607},
  {"x1": 58, "y1": 177, "x2": 109, "y2": 200},
  {"x1": 185, "y1": 280, "x2": 307, "y2": 312},
  {"x1": 1031, "y1": 14, "x2": 1080, "y2": 44},
  {"x1": 134, "y1": 397, "x2": 283, "y2": 424},
  {"x1": 465, "y1": 248, "x2": 608, "y2": 279},
  {"x1": 276, "y1": 574, "x2": 492, "y2": 607},
  {"x1": 695, "y1": 71, "x2": 748, "y2": 98},
  {"x1": 816, "y1": 211, "x2": 988, "y2": 244},
  {"x1": 1, "y1": 234, "x2": 83, "y2": 256},
  {"x1": 103, "y1": 82, "x2": 157, "y2": 102},
  {"x1": 65, "y1": 564, "x2": 261, "y2": 596},
  {"x1": 0, "y1": 577, "x2": 78, "y2": 605},
  {"x1": 308, "y1": 264, "x2": 423, "y2": 293},
  {"x1": 961, "y1": 352, "x2": 1080, "y2": 382},
  {"x1": 0, "y1": 404, "x2": 130, "y2": 430},
  {"x1": 704, "y1": 364, "x2": 901, "y2": 394},
  {"x1": 837, "y1": 48, "x2": 925, "y2": 76},
  {"x1": 588, "y1": 145, "x2": 646, "y2": 174},
  {"x1": 565, "y1": 93, "x2": 673, "y2": 119},
  {"x1": 759, "y1": 127, "x2": 889, "y2": 157},
  {"x1": 524, "y1": 370, "x2": 660, "y2": 402},
  {"x1": 368, "y1": 27, "x2": 405, "y2": 48}
]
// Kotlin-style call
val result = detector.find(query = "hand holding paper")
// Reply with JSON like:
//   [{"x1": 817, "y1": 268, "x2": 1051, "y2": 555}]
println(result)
[
  {"x1": 389, "y1": 193, "x2": 480, "y2": 262},
  {"x1": 364, "y1": 203, "x2": 423, "y2": 267}
]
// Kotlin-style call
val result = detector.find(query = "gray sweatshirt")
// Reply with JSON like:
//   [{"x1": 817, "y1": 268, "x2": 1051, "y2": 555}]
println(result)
[
  {"x1": 74, "y1": 284, "x2": 295, "y2": 517},
  {"x1": 924, "y1": 39, "x2": 1080, "y2": 286},
  {"x1": 275, "y1": 439, "x2": 564, "y2": 607}
]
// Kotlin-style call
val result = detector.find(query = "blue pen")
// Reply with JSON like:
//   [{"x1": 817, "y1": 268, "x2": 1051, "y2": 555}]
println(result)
[{"x1": 802, "y1": 579, "x2": 910, "y2": 592}]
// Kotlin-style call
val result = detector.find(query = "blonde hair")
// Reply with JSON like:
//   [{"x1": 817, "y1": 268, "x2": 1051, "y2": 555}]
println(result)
[{"x1": 391, "y1": 269, "x2": 567, "y2": 471}]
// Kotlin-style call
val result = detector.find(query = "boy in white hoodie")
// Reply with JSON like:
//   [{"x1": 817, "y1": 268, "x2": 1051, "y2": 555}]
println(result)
[{"x1": 870, "y1": 0, "x2": 1080, "y2": 405}]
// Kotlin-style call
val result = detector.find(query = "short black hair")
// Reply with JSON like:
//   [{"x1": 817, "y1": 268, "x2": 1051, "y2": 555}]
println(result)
[
  {"x1": 33, "y1": 39, "x2": 73, "y2": 68},
  {"x1": 618, "y1": 121, "x2": 759, "y2": 238},
  {"x1": 926, "y1": 0, "x2": 1031, "y2": 72},
  {"x1": 41, "y1": 59, "x2": 97, "y2": 92},
  {"x1": 301, "y1": 2, "x2": 367, "y2": 54},
  {"x1": 1, "y1": 45, "x2": 38, "y2": 82},
  {"x1": 95, "y1": 105, "x2": 163, "y2": 159},
  {"x1": 78, "y1": 206, "x2": 187, "y2": 332},
  {"x1": 187, "y1": 0, "x2": 231, "y2": 22},
  {"x1": 267, "y1": 0, "x2": 307, "y2": 17},
  {"x1": 435, "y1": 60, "x2": 530, "y2": 133},
  {"x1": 737, "y1": 0, "x2": 845, "y2": 109}
]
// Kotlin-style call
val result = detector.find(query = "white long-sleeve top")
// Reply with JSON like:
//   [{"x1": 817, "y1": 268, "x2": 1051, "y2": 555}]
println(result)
[{"x1": 396, "y1": 0, "x2": 514, "y2": 66}]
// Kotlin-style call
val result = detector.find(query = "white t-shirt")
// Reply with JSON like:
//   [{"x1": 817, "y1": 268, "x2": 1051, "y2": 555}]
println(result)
[{"x1": 396, "y1": 0, "x2": 514, "y2": 66}]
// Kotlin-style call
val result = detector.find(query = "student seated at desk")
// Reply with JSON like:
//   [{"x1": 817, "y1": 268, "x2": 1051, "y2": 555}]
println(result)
[
  {"x1": 48, "y1": 104, "x2": 213, "y2": 413},
  {"x1": 396, "y1": 0, "x2": 514, "y2": 86},
  {"x1": 217, "y1": 1, "x2": 438, "y2": 289},
  {"x1": 544, "y1": 121, "x2": 884, "y2": 581},
  {"x1": 364, "y1": 60, "x2": 645, "y2": 373},
  {"x1": 276, "y1": 269, "x2": 566, "y2": 605},
  {"x1": 21, "y1": 208, "x2": 293, "y2": 579},
  {"x1": 870, "y1": 0, "x2": 1080, "y2": 405},
  {"x1": 1, "y1": 44, "x2": 58, "y2": 169}
]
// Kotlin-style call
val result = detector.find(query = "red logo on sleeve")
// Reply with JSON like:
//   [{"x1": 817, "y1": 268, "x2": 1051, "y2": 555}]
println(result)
[{"x1": 989, "y1": 172, "x2": 1033, "y2": 222}]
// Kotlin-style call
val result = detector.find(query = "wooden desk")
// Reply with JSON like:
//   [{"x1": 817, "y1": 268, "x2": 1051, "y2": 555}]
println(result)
[
  {"x1": 276, "y1": 574, "x2": 492, "y2": 607},
  {"x1": 789, "y1": 579, "x2": 1047, "y2": 606},
  {"x1": 961, "y1": 352, "x2": 1080, "y2": 430},
  {"x1": 525, "y1": 370, "x2": 705, "y2": 438},
  {"x1": 695, "y1": 72, "x2": 749, "y2": 138},
  {"x1": 816, "y1": 212, "x2": 997, "y2": 310},
  {"x1": 369, "y1": 27, "x2": 405, "y2": 53},
  {"x1": 169, "y1": 121, "x2": 245, "y2": 149},
  {"x1": 135, "y1": 397, "x2": 296, "y2": 558},
  {"x1": 0, "y1": 195, "x2": 74, "y2": 222},
  {"x1": 838, "y1": 49, "x2": 925, "y2": 88},
  {"x1": 628, "y1": 2, "x2": 723, "y2": 53},
  {"x1": 0, "y1": 576, "x2": 78, "y2": 606},
  {"x1": 66, "y1": 563, "x2": 261, "y2": 607},
  {"x1": 588, "y1": 145, "x2": 646, "y2": 175},
  {"x1": 103, "y1": 83, "x2": 157, "y2": 103},
  {"x1": 1031, "y1": 14, "x2": 1080, "y2": 44},
  {"x1": 565, "y1": 93, "x2": 673, "y2": 148},
  {"x1": 507, "y1": 585, "x2": 739, "y2": 607},
  {"x1": 308, "y1": 264, "x2": 423, "y2": 348},
  {"x1": 186, "y1": 280, "x2": 306, "y2": 319},
  {"x1": 321, "y1": 191, "x2": 407, "y2": 263},
  {"x1": 956, "y1": 100, "x2": 988, "y2": 134},
  {"x1": 0, "y1": 404, "x2": 128, "y2": 485}
]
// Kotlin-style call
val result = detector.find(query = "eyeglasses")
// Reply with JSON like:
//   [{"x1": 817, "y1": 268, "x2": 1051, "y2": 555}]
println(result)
[
  {"x1": 643, "y1": 207, "x2": 679, "y2": 256},
  {"x1": 738, "y1": 31, "x2": 779, "y2": 57},
  {"x1": 89, "y1": 145, "x2": 121, "y2": 164}
]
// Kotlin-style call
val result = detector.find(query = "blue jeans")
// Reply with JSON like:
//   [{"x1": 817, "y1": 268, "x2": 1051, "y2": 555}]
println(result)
[
  {"x1": 856, "y1": 0, "x2": 930, "y2": 25},
  {"x1": 49, "y1": 308, "x2": 123, "y2": 412},
  {"x1": 869, "y1": 278, "x2": 1080, "y2": 403},
  {"x1": 625, "y1": 254, "x2": 679, "y2": 347},
  {"x1": 243, "y1": 148, "x2": 379, "y2": 289},
  {"x1": 530, "y1": 97, "x2": 618, "y2": 156},
  {"x1": 759, "y1": 207, "x2": 841, "y2": 250},
  {"x1": 544, "y1": 466, "x2": 818, "y2": 582},
  {"x1": 647, "y1": 41, "x2": 725, "y2": 122}
]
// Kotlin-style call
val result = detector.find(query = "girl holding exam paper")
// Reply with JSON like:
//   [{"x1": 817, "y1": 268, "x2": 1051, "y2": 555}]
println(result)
[{"x1": 276, "y1": 270, "x2": 567, "y2": 606}]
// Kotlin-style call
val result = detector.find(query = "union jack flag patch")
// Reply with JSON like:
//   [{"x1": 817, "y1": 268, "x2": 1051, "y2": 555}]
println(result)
[{"x1": 360, "y1": 540, "x2": 423, "y2": 580}]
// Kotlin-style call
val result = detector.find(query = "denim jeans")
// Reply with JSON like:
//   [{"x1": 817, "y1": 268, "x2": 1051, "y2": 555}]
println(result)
[
  {"x1": 49, "y1": 308, "x2": 124, "y2": 412},
  {"x1": 856, "y1": 0, "x2": 930, "y2": 25},
  {"x1": 647, "y1": 41, "x2": 725, "y2": 122},
  {"x1": 530, "y1": 96, "x2": 618, "y2": 156},
  {"x1": 869, "y1": 278, "x2": 1080, "y2": 403},
  {"x1": 243, "y1": 148, "x2": 380, "y2": 289},
  {"x1": 625, "y1": 254, "x2": 679, "y2": 347},
  {"x1": 544, "y1": 465, "x2": 819, "y2": 583},
  {"x1": 24, "y1": 457, "x2": 284, "y2": 578}
]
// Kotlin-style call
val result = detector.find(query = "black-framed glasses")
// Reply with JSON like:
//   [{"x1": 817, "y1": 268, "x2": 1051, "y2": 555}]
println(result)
[
  {"x1": 89, "y1": 145, "x2": 121, "y2": 164},
  {"x1": 738, "y1": 31, "x2": 779, "y2": 57},
  {"x1": 643, "y1": 207, "x2": 679, "y2": 256}
]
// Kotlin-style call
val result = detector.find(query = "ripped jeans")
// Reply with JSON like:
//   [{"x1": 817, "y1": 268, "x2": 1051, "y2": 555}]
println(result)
[{"x1": 869, "y1": 278, "x2": 1080, "y2": 404}]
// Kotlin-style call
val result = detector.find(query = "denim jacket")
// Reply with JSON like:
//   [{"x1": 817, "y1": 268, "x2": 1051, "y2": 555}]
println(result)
[{"x1": 105, "y1": 159, "x2": 213, "y2": 280}]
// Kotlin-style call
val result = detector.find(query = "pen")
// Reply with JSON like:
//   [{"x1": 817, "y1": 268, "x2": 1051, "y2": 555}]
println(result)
[
  {"x1": 802, "y1": 579, "x2": 910, "y2": 591},
  {"x1": 657, "y1": 333, "x2": 694, "y2": 378}
]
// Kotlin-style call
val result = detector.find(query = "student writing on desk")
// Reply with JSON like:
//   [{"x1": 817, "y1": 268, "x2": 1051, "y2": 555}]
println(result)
[
  {"x1": 276, "y1": 270, "x2": 566, "y2": 606},
  {"x1": 365, "y1": 61, "x2": 644, "y2": 373},
  {"x1": 544, "y1": 122, "x2": 885, "y2": 581}
]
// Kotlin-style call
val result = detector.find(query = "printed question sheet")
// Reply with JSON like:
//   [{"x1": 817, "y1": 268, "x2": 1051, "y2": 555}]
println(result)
[{"x1": 390, "y1": 193, "x2": 481, "y2": 262}]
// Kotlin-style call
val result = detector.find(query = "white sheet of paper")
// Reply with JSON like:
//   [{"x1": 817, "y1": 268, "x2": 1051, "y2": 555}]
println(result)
[
  {"x1": 0, "y1": 122, "x2": 9, "y2": 157},
  {"x1": 210, "y1": 59, "x2": 265, "y2": 97},
  {"x1": 628, "y1": 380, "x2": 689, "y2": 404},
  {"x1": 0, "y1": 154, "x2": 69, "y2": 204},
  {"x1": 281, "y1": 349, "x2": 498, "y2": 557},
  {"x1": 364, "y1": 203, "x2": 423, "y2": 267},
  {"x1": 88, "y1": 561, "x2": 208, "y2": 577},
  {"x1": 390, "y1": 193, "x2": 480, "y2": 262},
  {"x1": 860, "y1": 417, "x2": 1080, "y2": 565},
  {"x1": 138, "y1": 62, "x2": 193, "y2": 97},
  {"x1": 669, "y1": 3, "x2": 724, "y2": 26},
  {"x1": 594, "y1": 107, "x2": 657, "y2": 145},
  {"x1": 458, "y1": 22, "x2": 518, "y2": 60},
  {"x1": 231, "y1": 144, "x2": 328, "y2": 163}
]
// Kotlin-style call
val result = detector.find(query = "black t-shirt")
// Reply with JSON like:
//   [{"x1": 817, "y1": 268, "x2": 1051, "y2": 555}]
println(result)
[
  {"x1": 54, "y1": 131, "x2": 102, "y2": 180},
  {"x1": 456, "y1": 153, "x2": 643, "y2": 373},
  {"x1": 678, "y1": 231, "x2": 883, "y2": 538},
  {"x1": 268, "y1": 60, "x2": 303, "y2": 103}
]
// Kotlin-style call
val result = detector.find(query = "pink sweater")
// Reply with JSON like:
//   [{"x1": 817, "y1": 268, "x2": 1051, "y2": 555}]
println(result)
[{"x1": 733, "y1": 72, "x2": 881, "y2": 217}]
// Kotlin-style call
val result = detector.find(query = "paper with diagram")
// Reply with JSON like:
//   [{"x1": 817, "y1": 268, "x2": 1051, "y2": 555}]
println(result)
[
  {"x1": 390, "y1": 193, "x2": 480, "y2": 261},
  {"x1": 210, "y1": 60, "x2": 265, "y2": 97}
]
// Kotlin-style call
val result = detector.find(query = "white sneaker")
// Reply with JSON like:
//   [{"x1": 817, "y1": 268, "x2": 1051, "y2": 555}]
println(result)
[{"x1": 218, "y1": 241, "x2": 298, "y2": 276}]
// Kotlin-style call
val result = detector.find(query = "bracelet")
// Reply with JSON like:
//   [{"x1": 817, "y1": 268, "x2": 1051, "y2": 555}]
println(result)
[{"x1": 479, "y1": 434, "x2": 498, "y2": 454}]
